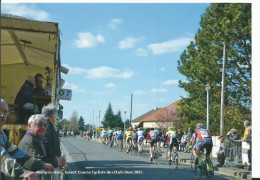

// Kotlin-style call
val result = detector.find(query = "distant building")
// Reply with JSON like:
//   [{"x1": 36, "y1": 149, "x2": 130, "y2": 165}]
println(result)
[
  {"x1": 138, "y1": 99, "x2": 182, "y2": 129},
  {"x1": 131, "y1": 107, "x2": 161, "y2": 128}
]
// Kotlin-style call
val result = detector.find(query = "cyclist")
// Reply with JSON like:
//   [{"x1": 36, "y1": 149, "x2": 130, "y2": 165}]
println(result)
[
  {"x1": 112, "y1": 129, "x2": 117, "y2": 146},
  {"x1": 116, "y1": 129, "x2": 123, "y2": 149},
  {"x1": 136, "y1": 128, "x2": 145, "y2": 153},
  {"x1": 125, "y1": 128, "x2": 133, "y2": 153},
  {"x1": 101, "y1": 130, "x2": 107, "y2": 143},
  {"x1": 108, "y1": 129, "x2": 114, "y2": 142},
  {"x1": 166, "y1": 127, "x2": 178, "y2": 165},
  {"x1": 154, "y1": 127, "x2": 162, "y2": 150},
  {"x1": 146, "y1": 127, "x2": 159, "y2": 161},
  {"x1": 192, "y1": 123, "x2": 213, "y2": 173}
]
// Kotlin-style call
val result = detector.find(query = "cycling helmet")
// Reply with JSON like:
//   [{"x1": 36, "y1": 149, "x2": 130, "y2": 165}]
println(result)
[
  {"x1": 154, "y1": 127, "x2": 158, "y2": 130},
  {"x1": 139, "y1": 128, "x2": 143, "y2": 131},
  {"x1": 196, "y1": 123, "x2": 204, "y2": 129},
  {"x1": 150, "y1": 127, "x2": 154, "y2": 131},
  {"x1": 137, "y1": 128, "x2": 140, "y2": 131},
  {"x1": 168, "y1": 127, "x2": 174, "y2": 131}
]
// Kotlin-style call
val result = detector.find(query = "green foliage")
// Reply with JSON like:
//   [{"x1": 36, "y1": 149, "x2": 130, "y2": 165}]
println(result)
[
  {"x1": 101, "y1": 103, "x2": 124, "y2": 129},
  {"x1": 177, "y1": 3, "x2": 251, "y2": 135},
  {"x1": 78, "y1": 116, "x2": 85, "y2": 131}
]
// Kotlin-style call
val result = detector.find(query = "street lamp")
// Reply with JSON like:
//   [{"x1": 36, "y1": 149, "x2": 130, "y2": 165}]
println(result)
[
  {"x1": 205, "y1": 84, "x2": 210, "y2": 131},
  {"x1": 124, "y1": 111, "x2": 127, "y2": 134}
]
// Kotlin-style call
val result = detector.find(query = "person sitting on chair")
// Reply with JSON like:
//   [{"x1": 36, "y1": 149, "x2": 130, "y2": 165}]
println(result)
[
  {"x1": 14, "y1": 76, "x2": 39, "y2": 113},
  {"x1": 33, "y1": 74, "x2": 45, "y2": 96}
]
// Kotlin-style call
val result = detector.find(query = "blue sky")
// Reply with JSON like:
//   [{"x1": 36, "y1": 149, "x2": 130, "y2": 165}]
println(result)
[{"x1": 2, "y1": 3, "x2": 210, "y2": 126}]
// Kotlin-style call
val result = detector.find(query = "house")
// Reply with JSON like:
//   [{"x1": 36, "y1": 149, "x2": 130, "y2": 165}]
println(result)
[
  {"x1": 138, "y1": 99, "x2": 182, "y2": 129},
  {"x1": 131, "y1": 107, "x2": 161, "y2": 128}
]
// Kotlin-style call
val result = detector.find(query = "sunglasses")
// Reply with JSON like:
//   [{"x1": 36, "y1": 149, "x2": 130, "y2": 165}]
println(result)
[{"x1": 32, "y1": 122, "x2": 48, "y2": 128}]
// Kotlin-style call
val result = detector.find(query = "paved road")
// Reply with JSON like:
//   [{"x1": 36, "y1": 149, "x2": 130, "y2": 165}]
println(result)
[{"x1": 61, "y1": 136, "x2": 235, "y2": 180}]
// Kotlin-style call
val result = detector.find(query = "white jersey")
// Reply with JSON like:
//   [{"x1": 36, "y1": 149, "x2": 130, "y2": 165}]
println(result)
[
  {"x1": 102, "y1": 130, "x2": 108, "y2": 137},
  {"x1": 116, "y1": 130, "x2": 122, "y2": 136},
  {"x1": 137, "y1": 130, "x2": 144, "y2": 138},
  {"x1": 166, "y1": 130, "x2": 177, "y2": 138}
]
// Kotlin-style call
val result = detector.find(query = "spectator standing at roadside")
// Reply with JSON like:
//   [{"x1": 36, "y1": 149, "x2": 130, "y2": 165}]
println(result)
[
  {"x1": 226, "y1": 129, "x2": 240, "y2": 141},
  {"x1": 42, "y1": 104, "x2": 66, "y2": 169},
  {"x1": 242, "y1": 120, "x2": 251, "y2": 171},
  {"x1": 216, "y1": 136, "x2": 225, "y2": 167},
  {"x1": 176, "y1": 129, "x2": 184, "y2": 151},
  {"x1": 180, "y1": 131, "x2": 188, "y2": 151}
]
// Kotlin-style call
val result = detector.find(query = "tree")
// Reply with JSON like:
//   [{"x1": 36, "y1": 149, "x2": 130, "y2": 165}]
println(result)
[
  {"x1": 69, "y1": 111, "x2": 79, "y2": 133},
  {"x1": 102, "y1": 103, "x2": 114, "y2": 128},
  {"x1": 112, "y1": 111, "x2": 124, "y2": 128},
  {"x1": 78, "y1": 116, "x2": 85, "y2": 131},
  {"x1": 177, "y1": 3, "x2": 251, "y2": 135},
  {"x1": 155, "y1": 106, "x2": 182, "y2": 130},
  {"x1": 57, "y1": 119, "x2": 70, "y2": 131}
]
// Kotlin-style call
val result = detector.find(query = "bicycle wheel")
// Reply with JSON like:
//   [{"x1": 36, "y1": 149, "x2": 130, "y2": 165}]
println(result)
[
  {"x1": 172, "y1": 151, "x2": 178, "y2": 169},
  {"x1": 206, "y1": 159, "x2": 214, "y2": 179},
  {"x1": 191, "y1": 153, "x2": 197, "y2": 173}
]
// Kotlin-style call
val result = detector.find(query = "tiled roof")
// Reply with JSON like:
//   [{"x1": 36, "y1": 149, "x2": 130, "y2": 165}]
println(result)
[
  {"x1": 141, "y1": 99, "x2": 182, "y2": 122},
  {"x1": 132, "y1": 108, "x2": 162, "y2": 123}
]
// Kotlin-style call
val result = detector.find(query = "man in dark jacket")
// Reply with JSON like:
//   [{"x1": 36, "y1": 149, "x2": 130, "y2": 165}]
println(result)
[
  {"x1": 14, "y1": 76, "x2": 39, "y2": 113},
  {"x1": 18, "y1": 114, "x2": 58, "y2": 168},
  {"x1": 42, "y1": 104, "x2": 66, "y2": 168}
]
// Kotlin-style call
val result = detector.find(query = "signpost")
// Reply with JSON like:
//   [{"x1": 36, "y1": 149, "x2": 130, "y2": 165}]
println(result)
[{"x1": 59, "y1": 89, "x2": 72, "y2": 101}]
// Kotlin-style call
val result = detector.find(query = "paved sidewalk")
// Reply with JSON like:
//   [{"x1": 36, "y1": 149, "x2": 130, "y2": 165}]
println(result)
[{"x1": 89, "y1": 136, "x2": 251, "y2": 179}]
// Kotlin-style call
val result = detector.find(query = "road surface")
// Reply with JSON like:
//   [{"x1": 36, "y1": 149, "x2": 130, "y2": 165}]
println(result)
[{"x1": 61, "y1": 136, "x2": 234, "y2": 180}]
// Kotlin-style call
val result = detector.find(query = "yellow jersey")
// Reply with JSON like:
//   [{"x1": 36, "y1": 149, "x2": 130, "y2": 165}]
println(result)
[{"x1": 125, "y1": 131, "x2": 133, "y2": 138}]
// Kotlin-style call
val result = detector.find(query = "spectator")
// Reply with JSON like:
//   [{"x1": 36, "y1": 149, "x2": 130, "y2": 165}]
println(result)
[
  {"x1": 42, "y1": 104, "x2": 66, "y2": 169},
  {"x1": 176, "y1": 129, "x2": 184, "y2": 151},
  {"x1": 18, "y1": 114, "x2": 61, "y2": 168},
  {"x1": 216, "y1": 136, "x2": 225, "y2": 167},
  {"x1": 180, "y1": 131, "x2": 188, "y2": 151},
  {"x1": 226, "y1": 129, "x2": 240, "y2": 141},
  {"x1": 184, "y1": 128, "x2": 193, "y2": 153},
  {"x1": 33, "y1": 73, "x2": 45, "y2": 96},
  {"x1": 242, "y1": 120, "x2": 251, "y2": 171},
  {"x1": 1, "y1": 99, "x2": 54, "y2": 180},
  {"x1": 14, "y1": 76, "x2": 39, "y2": 113}
]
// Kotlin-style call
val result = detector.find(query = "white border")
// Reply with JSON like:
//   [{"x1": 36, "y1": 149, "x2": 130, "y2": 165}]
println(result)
[{"x1": 1, "y1": 0, "x2": 259, "y2": 177}]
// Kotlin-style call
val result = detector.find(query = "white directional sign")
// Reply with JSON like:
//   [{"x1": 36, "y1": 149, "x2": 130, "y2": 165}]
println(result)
[{"x1": 59, "y1": 89, "x2": 72, "y2": 100}]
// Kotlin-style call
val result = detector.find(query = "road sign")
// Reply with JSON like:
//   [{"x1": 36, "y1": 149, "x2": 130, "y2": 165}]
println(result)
[{"x1": 59, "y1": 89, "x2": 72, "y2": 100}]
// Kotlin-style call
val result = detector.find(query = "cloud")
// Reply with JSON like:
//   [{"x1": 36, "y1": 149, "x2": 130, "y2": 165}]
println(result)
[
  {"x1": 63, "y1": 82, "x2": 86, "y2": 93},
  {"x1": 135, "y1": 48, "x2": 148, "y2": 56},
  {"x1": 107, "y1": 18, "x2": 123, "y2": 30},
  {"x1": 148, "y1": 37, "x2": 192, "y2": 55},
  {"x1": 63, "y1": 64, "x2": 134, "y2": 79},
  {"x1": 74, "y1": 32, "x2": 105, "y2": 48},
  {"x1": 118, "y1": 37, "x2": 139, "y2": 49},
  {"x1": 63, "y1": 64, "x2": 88, "y2": 75},
  {"x1": 105, "y1": 83, "x2": 116, "y2": 88},
  {"x1": 2, "y1": 3, "x2": 49, "y2": 21},
  {"x1": 162, "y1": 79, "x2": 179, "y2": 85},
  {"x1": 133, "y1": 90, "x2": 147, "y2": 95},
  {"x1": 160, "y1": 67, "x2": 167, "y2": 72},
  {"x1": 151, "y1": 88, "x2": 168, "y2": 93},
  {"x1": 85, "y1": 66, "x2": 134, "y2": 79}
]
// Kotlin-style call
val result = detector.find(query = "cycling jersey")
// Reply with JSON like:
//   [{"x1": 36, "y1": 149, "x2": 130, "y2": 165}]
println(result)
[
  {"x1": 166, "y1": 130, "x2": 177, "y2": 138},
  {"x1": 195, "y1": 129, "x2": 212, "y2": 141},
  {"x1": 135, "y1": 130, "x2": 144, "y2": 143},
  {"x1": 194, "y1": 128, "x2": 213, "y2": 155},
  {"x1": 125, "y1": 131, "x2": 133, "y2": 138},
  {"x1": 116, "y1": 130, "x2": 123, "y2": 140},
  {"x1": 102, "y1": 130, "x2": 108, "y2": 137}
]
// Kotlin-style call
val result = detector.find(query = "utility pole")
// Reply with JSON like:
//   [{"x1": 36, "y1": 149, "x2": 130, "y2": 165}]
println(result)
[
  {"x1": 93, "y1": 109, "x2": 94, "y2": 131},
  {"x1": 205, "y1": 84, "x2": 210, "y2": 131},
  {"x1": 220, "y1": 43, "x2": 226, "y2": 136},
  {"x1": 130, "y1": 94, "x2": 133, "y2": 128},
  {"x1": 124, "y1": 111, "x2": 127, "y2": 133},
  {"x1": 99, "y1": 110, "x2": 100, "y2": 128},
  {"x1": 89, "y1": 112, "x2": 91, "y2": 131}
]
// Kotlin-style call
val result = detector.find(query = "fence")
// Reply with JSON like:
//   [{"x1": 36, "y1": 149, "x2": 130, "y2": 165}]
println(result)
[{"x1": 224, "y1": 140, "x2": 243, "y2": 167}]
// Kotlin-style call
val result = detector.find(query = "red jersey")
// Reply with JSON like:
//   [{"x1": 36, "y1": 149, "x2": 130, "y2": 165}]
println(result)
[{"x1": 195, "y1": 128, "x2": 211, "y2": 141}]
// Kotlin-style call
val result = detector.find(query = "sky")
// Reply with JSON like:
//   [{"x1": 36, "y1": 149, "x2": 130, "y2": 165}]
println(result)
[{"x1": 2, "y1": 3, "x2": 211, "y2": 126}]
